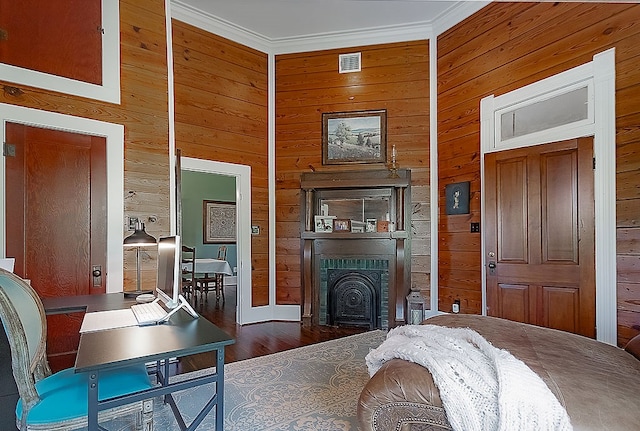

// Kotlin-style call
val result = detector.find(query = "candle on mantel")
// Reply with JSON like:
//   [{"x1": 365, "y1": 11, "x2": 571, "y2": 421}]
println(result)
[{"x1": 392, "y1": 144, "x2": 397, "y2": 164}]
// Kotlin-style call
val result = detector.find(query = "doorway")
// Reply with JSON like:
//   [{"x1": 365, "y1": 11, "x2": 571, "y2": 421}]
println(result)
[
  {"x1": 0, "y1": 104, "x2": 124, "y2": 369},
  {"x1": 479, "y1": 49, "x2": 617, "y2": 344},
  {"x1": 484, "y1": 137, "x2": 595, "y2": 337},
  {"x1": 0, "y1": 104, "x2": 125, "y2": 291},
  {"x1": 179, "y1": 157, "x2": 252, "y2": 325}
]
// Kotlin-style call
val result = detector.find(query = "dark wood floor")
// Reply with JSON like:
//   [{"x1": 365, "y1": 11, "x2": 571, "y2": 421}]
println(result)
[{"x1": 178, "y1": 284, "x2": 367, "y2": 372}]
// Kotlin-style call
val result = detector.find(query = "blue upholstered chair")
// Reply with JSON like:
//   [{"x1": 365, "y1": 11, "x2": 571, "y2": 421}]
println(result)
[{"x1": 0, "y1": 268, "x2": 154, "y2": 431}]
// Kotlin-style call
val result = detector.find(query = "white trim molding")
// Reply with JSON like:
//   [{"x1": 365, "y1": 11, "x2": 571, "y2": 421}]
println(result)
[
  {"x1": 429, "y1": 36, "x2": 440, "y2": 312},
  {"x1": 0, "y1": 1, "x2": 120, "y2": 104},
  {"x1": 179, "y1": 157, "x2": 257, "y2": 325},
  {"x1": 171, "y1": 0, "x2": 272, "y2": 53},
  {"x1": 0, "y1": 104, "x2": 125, "y2": 293},
  {"x1": 171, "y1": 0, "x2": 487, "y2": 55},
  {"x1": 480, "y1": 48, "x2": 617, "y2": 345}
]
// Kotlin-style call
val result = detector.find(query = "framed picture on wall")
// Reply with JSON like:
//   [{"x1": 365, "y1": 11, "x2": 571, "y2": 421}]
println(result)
[
  {"x1": 203, "y1": 200, "x2": 236, "y2": 243},
  {"x1": 445, "y1": 181, "x2": 470, "y2": 215},
  {"x1": 322, "y1": 109, "x2": 387, "y2": 165}
]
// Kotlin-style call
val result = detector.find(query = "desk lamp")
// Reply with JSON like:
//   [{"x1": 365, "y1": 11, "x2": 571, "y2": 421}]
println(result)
[{"x1": 123, "y1": 221, "x2": 156, "y2": 297}]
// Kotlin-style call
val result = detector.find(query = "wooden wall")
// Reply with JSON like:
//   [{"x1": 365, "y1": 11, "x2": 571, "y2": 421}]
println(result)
[
  {"x1": 171, "y1": 21, "x2": 269, "y2": 306},
  {"x1": 275, "y1": 41, "x2": 431, "y2": 305},
  {"x1": 0, "y1": 1, "x2": 271, "y2": 303},
  {"x1": 437, "y1": 2, "x2": 640, "y2": 346},
  {"x1": 0, "y1": 0, "x2": 172, "y2": 291}
]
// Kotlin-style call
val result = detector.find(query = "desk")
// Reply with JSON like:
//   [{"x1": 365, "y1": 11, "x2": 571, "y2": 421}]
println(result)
[
  {"x1": 181, "y1": 258, "x2": 233, "y2": 276},
  {"x1": 43, "y1": 294, "x2": 235, "y2": 431}
]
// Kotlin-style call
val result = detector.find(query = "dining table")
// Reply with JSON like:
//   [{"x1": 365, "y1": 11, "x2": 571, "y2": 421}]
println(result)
[
  {"x1": 181, "y1": 258, "x2": 233, "y2": 276},
  {"x1": 181, "y1": 258, "x2": 233, "y2": 302}
]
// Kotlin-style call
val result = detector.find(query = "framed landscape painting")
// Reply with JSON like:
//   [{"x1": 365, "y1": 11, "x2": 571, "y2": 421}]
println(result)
[{"x1": 322, "y1": 109, "x2": 387, "y2": 165}]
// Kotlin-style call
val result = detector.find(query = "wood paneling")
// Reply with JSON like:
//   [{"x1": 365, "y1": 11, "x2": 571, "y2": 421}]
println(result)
[
  {"x1": 0, "y1": 4, "x2": 268, "y2": 306},
  {"x1": 171, "y1": 21, "x2": 269, "y2": 306},
  {"x1": 438, "y1": 2, "x2": 640, "y2": 346},
  {"x1": 0, "y1": 0, "x2": 171, "y2": 292},
  {"x1": 5, "y1": 0, "x2": 639, "y2": 343},
  {"x1": 275, "y1": 41, "x2": 431, "y2": 306}
]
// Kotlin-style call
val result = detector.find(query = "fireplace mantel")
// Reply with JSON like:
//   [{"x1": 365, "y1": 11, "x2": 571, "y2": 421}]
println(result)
[{"x1": 300, "y1": 169, "x2": 411, "y2": 328}]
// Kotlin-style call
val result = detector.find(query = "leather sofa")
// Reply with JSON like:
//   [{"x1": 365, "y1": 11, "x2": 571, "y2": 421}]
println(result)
[{"x1": 358, "y1": 314, "x2": 640, "y2": 431}]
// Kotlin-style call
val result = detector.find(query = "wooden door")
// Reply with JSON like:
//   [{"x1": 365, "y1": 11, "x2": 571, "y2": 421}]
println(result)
[
  {"x1": 5, "y1": 123, "x2": 107, "y2": 369},
  {"x1": 485, "y1": 137, "x2": 595, "y2": 337}
]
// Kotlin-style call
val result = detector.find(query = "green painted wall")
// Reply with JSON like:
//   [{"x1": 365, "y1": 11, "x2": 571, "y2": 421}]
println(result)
[{"x1": 181, "y1": 170, "x2": 237, "y2": 272}]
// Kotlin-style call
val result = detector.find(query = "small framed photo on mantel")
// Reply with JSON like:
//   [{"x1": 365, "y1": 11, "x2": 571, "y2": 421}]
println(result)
[
  {"x1": 366, "y1": 218, "x2": 377, "y2": 232},
  {"x1": 332, "y1": 219, "x2": 352, "y2": 232},
  {"x1": 314, "y1": 215, "x2": 335, "y2": 232}
]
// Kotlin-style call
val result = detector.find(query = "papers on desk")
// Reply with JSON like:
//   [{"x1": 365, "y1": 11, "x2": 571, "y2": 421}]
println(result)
[{"x1": 80, "y1": 309, "x2": 138, "y2": 333}]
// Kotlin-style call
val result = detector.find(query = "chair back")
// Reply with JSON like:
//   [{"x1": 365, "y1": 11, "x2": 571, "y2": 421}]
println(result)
[
  {"x1": 0, "y1": 268, "x2": 51, "y2": 419},
  {"x1": 181, "y1": 245, "x2": 196, "y2": 290},
  {"x1": 217, "y1": 245, "x2": 227, "y2": 260}
]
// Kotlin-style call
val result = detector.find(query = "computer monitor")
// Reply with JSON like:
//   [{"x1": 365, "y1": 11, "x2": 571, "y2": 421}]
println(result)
[{"x1": 156, "y1": 235, "x2": 181, "y2": 309}]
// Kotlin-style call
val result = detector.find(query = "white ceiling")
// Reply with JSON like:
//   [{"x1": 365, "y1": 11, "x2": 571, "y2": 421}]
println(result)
[{"x1": 173, "y1": 0, "x2": 467, "y2": 41}]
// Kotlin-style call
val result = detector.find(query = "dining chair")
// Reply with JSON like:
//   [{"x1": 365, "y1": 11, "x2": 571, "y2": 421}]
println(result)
[
  {"x1": 195, "y1": 245, "x2": 227, "y2": 303},
  {"x1": 217, "y1": 245, "x2": 227, "y2": 261},
  {"x1": 181, "y1": 245, "x2": 196, "y2": 302},
  {"x1": 0, "y1": 268, "x2": 154, "y2": 431}
]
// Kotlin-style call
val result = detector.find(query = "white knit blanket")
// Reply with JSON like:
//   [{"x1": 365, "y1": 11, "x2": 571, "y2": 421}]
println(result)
[{"x1": 365, "y1": 325, "x2": 572, "y2": 431}]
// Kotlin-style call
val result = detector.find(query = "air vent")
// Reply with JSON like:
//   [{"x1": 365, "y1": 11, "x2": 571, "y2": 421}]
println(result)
[{"x1": 339, "y1": 52, "x2": 361, "y2": 73}]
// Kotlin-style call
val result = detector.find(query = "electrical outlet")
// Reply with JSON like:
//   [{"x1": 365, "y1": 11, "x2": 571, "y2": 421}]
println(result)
[{"x1": 452, "y1": 299, "x2": 460, "y2": 314}]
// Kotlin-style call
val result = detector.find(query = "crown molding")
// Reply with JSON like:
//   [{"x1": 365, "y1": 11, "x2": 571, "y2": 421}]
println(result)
[
  {"x1": 171, "y1": 1, "x2": 272, "y2": 53},
  {"x1": 271, "y1": 22, "x2": 433, "y2": 55},
  {"x1": 171, "y1": 0, "x2": 490, "y2": 54},
  {"x1": 433, "y1": 1, "x2": 490, "y2": 36}
]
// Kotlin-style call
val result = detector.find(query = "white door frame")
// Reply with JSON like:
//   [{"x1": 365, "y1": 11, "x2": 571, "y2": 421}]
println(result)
[
  {"x1": 179, "y1": 157, "x2": 256, "y2": 324},
  {"x1": 480, "y1": 49, "x2": 617, "y2": 345},
  {"x1": 0, "y1": 103, "x2": 125, "y2": 292}
]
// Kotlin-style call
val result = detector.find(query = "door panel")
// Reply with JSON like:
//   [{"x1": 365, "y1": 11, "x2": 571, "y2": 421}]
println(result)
[
  {"x1": 496, "y1": 157, "x2": 528, "y2": 262},
  {"x1": 0, "y1": 0, "x2": 102, "y2": 84},
  {"x1": 541, "y1": 151, "x2": 578, "y2": 263},
  {"x1": 497, "y1": 283, "x2": 531, "y2": 323},
  {"x1": 486, "y1": 137, "x2": 595, "y2": 337},
  {"x1": 542, "y1": 285, "x2": 579, "y2": 334},
  {"x1": 5, "y1": 123, "x2": 107, "y2": 370}
]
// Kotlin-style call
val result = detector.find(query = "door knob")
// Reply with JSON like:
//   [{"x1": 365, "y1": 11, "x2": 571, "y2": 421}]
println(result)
[
  {"x1": 92, "y1": 265, "x2": 102, "y2": 287},
  {"x1": 487, "y1": 261, "x2": 496, "y2": 276}
]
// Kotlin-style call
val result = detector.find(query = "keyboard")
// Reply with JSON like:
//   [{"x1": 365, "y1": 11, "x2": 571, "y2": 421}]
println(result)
[{"x1": 130, "y1": 300, "x2": 168, "y2": 326}]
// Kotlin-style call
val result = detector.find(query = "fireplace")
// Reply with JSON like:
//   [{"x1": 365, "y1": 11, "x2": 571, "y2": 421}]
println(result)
[
  {"x1": 322, "y1": 264, "x2": 387, "y2": 329},
  {"x1": 300, "y1": 169, "x2": 411, "y2": 329},
  {"x1": 327, "y1": 269, "x2": 382, "y2": 329}
]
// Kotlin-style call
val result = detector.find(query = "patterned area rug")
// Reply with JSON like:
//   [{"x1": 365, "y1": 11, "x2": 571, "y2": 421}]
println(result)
[{"x1": 152, "y1": 329, "x2": 387, "y2": 431}]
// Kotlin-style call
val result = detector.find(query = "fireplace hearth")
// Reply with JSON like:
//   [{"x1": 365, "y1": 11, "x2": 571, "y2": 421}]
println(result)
[
  {"x1": 320, "y1": 259, "x2": 389, "y2": 329},
  {"x1": 327, "y1": 269, "x2": 382, "y2": 329}
]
